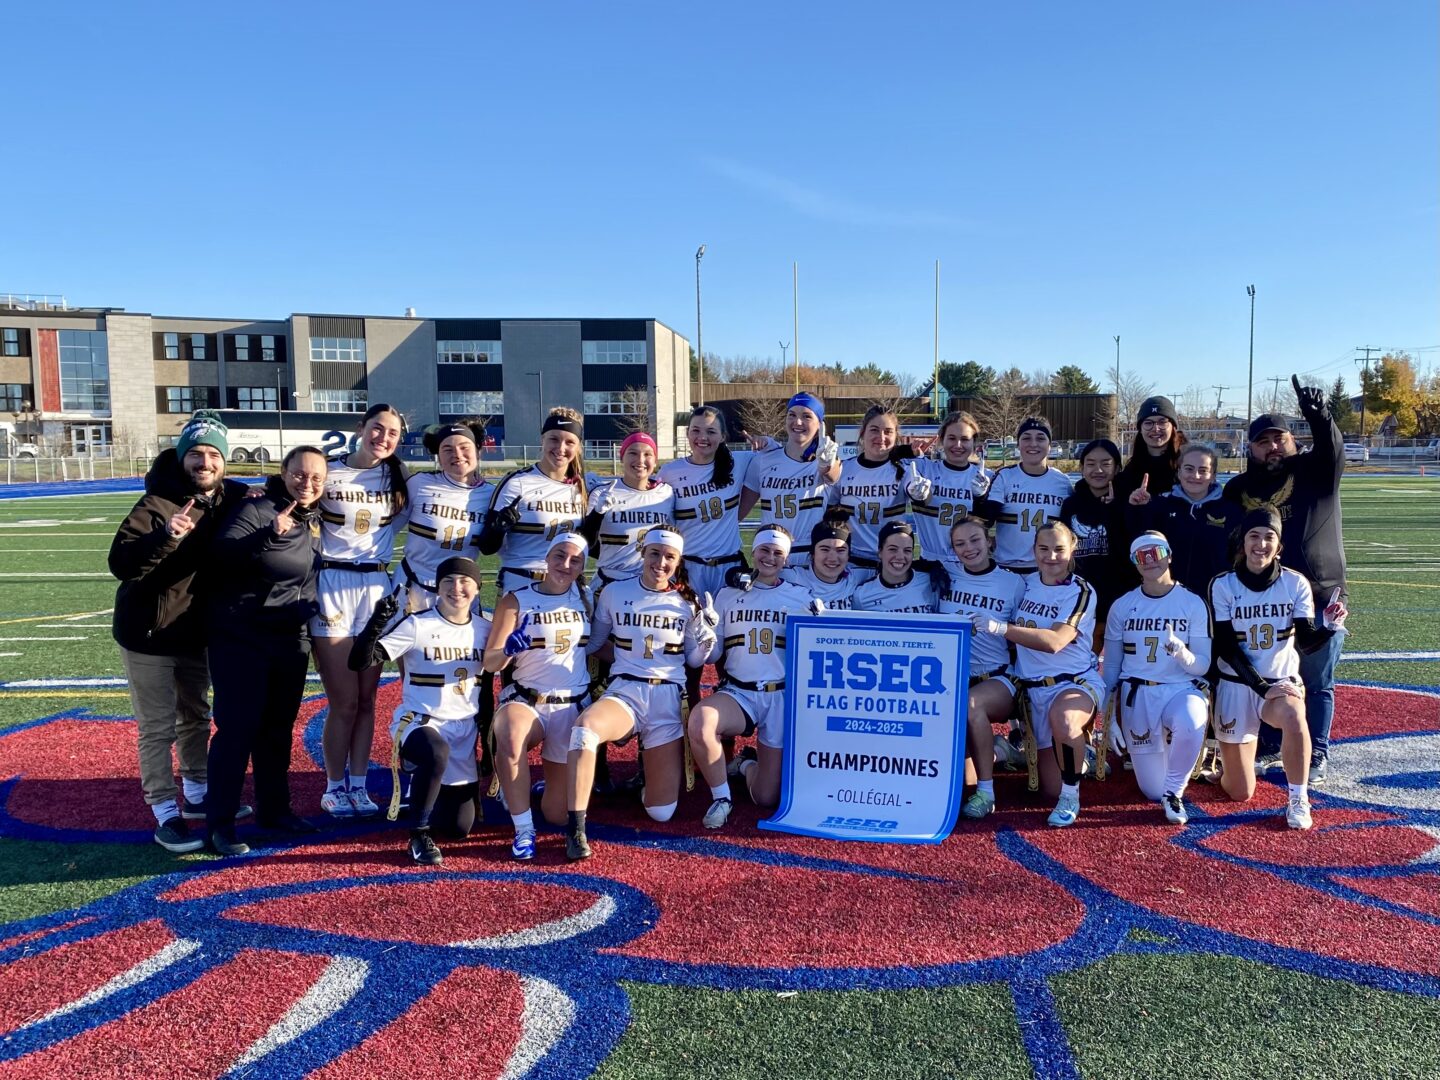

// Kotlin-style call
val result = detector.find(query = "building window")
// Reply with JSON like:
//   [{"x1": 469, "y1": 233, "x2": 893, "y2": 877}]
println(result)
[
  {"x1": 1, "y1": 329, "x2": 19, "y2": 357},
  {"x1": 583, "y1": 390, "x2": 645, "y2": 416},
  {"x1": 234, "y1": 334, "x2": 250, "y2": 361},
  {"x1": 310, "y1": 336, "x2": 366, "y2": 363},
  {"x1": 261, "y1": 334, "x2": 277, "y2": 362},
  {"x1": 191, "y1": 333, "x2": 207, "y2": 361},
  {"x1": 58, "y1": 330, "x2": 110, "y2": 414},
  {"x1": 163, "y1": 332, "x2": 180, "y2": 360},
  {"x1": 437, "y1": 340, "x2": 501, "y2": 365},
  {"x1": 166, "y1": 387, "x2": 203, "y2": 413},
  {"x1": 312, "y1": 389, "x2": 368, "y2": 412},
  {"x1": 0, "y1": 384, "x2": 25, "y2": 411},
  {"x1": 236, "y1": 386, "x2": 280, "y2": 410},
  {"x1": 438, "y1": 391, "x2": 504, "y2": 415},
  {"x1": 582, "y1": 340, "x2": 647, "y2": 365}
]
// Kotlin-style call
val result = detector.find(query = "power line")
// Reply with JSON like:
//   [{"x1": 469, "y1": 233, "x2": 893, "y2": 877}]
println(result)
[{"x1": 1211, "y1": 384, "x2": 1232, "y2": 415}]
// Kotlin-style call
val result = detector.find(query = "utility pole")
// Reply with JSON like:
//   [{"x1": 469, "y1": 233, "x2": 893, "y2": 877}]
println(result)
[
  {"x1": 1265, "y1": 376, "x2": 1285, "y2": 412},
  {"x1": 779, "y1": 340, "x2": 791, "y2": 390},
  {"x1": 1246, "y1": 285, "x2": 1256, "y2": 420},
  {"x1": 1113, "y1": 335, "x2": 1121, "y2": 439},
  {"x1": 1355, "y1": 346, "x2": 1379, "y2": 438},
  {"x1": 933, "y1": 259, "x2": 941, "y2": 419},
  {"x1": 1211, "y1": 384, "x2": 1231, "y2": 417},
  {"x1": 694, "y1": 245, "x2": 706, "y2": 406}
]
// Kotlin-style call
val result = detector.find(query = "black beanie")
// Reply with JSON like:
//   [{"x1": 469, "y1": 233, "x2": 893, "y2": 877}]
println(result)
[{"x1": 1240, "y1": 505, "x2": 1282, "y2": 537}]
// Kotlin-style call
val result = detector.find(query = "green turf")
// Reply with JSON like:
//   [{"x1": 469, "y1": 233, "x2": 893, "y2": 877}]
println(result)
[
  {"x1": 595, "y1": 982, "x2": 1032, "y2": 1080},
  {"x1": 1052, "y1": 952, "x2": 1440, "y2": 1080},
  {"x1": 0, "y1": 837, "x2": 209, "y2": 924}
]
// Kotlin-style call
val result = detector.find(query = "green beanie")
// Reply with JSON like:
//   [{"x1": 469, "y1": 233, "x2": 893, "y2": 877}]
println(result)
[{"x1": 176, "y1": 410, "x2": 229, "y2": 460}]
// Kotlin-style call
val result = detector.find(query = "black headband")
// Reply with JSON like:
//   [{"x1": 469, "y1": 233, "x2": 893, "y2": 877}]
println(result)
[
  {"x1": 877, "y1": 520, "x2": 915, "y2": 546},
  {"x1": 1017, "y1": 418, "x2": 1052, "y2": 440},
  {"x1": 541, "y1": 413, "x2": 584, "y2": 438},
  {"x1": 810, "y1": 519, "x2": 851, "y2": 547}
]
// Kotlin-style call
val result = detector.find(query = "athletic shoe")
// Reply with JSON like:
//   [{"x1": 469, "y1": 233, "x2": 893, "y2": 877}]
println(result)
[
  {"x1": 1307, "y1": 757, "x2": 1328, "y2": 787},
  {"x1": 726, "y1": 747, "x2": 757, "y2": 779},
  {"x1": 409, "y1": 829, "x2": 443, "y2": 865},
  {"x1": 209, "y1": 827, "x2": 250, "y2": 856},
  {"x1": 1162, "y1": 792, "x2": 1188, "y2": 825},
  {"x1": 346, "y1": 788, "x2": 380, "y2": 817},
  {"x1": 566, "y1": 828, "x2": 592, "y2": 861},
  {"x1": 257, "y1": 813, "x2": 320, "y2": 835},
  {"x1": 530, "y1": 780, "x2": 547, "y2": 797},
  {"x1": 960, "y1": 790, "x2": 995, "y2": 820},
  {"x1": 320, "y1": 790, "x2": 355, "y2": 818},
  {"x1": 703, "y1": 797, "x2": 733, "y2": 830},
  {"x1": 1286, "y1": 791, "x2": 1313, "y2": 831},
  {"x1": 1254, "y1": 751, "x2": 1284, "y2": 773},
  {"x1": 1082, "y1": 745, "x2": 1096, "y2": 777},
  {"x1": 1047, "y1": 791, "x2": 1081, "y2": 828},
  {"x1": 153, "y1": 817, "x2": 204, "y2": 854},
  {"x1": 181, "y1": 798, "x2": 252, "y2": 821},
  {"x1": 511, "y1": 830, "x2": 537, "y2": 861},
  {"x1": 992, "y1": 733, "x2": 1026, "y2": 771}
]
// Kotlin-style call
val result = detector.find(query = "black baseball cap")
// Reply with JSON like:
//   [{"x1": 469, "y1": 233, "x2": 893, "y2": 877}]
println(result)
[{"x1": 1247, "y1": 414, "x2": 1288, "y2": 441}]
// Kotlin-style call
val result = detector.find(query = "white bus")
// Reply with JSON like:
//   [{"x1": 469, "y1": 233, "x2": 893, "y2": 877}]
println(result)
[{"x1": 212, "y1": 410, "x2": 365, "y2": 463}]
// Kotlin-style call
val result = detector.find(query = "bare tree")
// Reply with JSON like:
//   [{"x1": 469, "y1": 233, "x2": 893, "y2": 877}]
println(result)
[
  {"x1": 973, "y1": 368, "x2": 1037, "y2": 443},
  {"x1": 733, "y1": 395, "x2": 786, "y2": 440},
  {"x1": 1096, "y1": 371, "x2": 1156, "y2": 440},
  {"x1": 613, "y1": 386, "x2": 653, "y2": 437},
  {"x1": 1175, "y1": 384, "x2": 1211, "y2": 422}
]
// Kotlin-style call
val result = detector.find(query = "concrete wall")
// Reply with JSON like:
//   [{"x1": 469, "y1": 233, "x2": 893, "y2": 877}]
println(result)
[
  {"x1": 104, "y1": 313, "x2": 157, "y2": 449},
  {"x1": 365, "y1": 317, "x2": 437, "y2": 431},
  {"x1": 500, "y1": 320, "x2": 583, "y2": 441},
  {"x1": 290, "y1": 315, "x2": 313, "y2": 410},
  {"x1": 651, "y1": 321, "x2": 690, "y2": 458}
]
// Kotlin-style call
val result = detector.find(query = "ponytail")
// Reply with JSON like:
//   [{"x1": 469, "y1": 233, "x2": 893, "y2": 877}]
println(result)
[
  {"x1": 671, "y1": 560, "x2": 701, "y2": 612},
  {"x1": 691, "y1": 405, "x2": 735, "y2": 488}
]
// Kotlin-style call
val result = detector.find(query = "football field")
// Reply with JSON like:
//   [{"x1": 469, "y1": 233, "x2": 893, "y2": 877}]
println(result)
[{"x1": 0, "y1": 475, "x2": 1436, "y2": 1079}]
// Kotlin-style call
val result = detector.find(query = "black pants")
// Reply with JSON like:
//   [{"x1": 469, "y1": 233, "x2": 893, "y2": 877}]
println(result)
[{"x1": 207, "y1": 636, "x2": 309, "y2": 830}]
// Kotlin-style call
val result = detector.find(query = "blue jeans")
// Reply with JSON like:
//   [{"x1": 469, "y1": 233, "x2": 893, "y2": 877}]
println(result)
[{"x1": 1299, "y1": 631, "x2": 1344, "y2": 761}]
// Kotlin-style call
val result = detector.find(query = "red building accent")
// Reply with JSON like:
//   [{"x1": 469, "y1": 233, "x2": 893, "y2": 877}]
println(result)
[{"x1": 37, "y1": 329, "x2": 60, "y2": 411}]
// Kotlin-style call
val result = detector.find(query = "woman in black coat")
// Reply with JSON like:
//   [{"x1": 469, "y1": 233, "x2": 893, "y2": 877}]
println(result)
[
  {"x1": 1114, "y1": 396, "x2": 1188, "y2": 501},
  {"x1": 205, "y1": 446, "x2": 328, "y2": 854}
]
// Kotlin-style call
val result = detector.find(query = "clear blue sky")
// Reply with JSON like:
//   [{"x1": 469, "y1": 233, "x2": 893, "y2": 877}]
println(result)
[{"x1": 6, "y1": 2, "x2": 1436, "y2": 414}]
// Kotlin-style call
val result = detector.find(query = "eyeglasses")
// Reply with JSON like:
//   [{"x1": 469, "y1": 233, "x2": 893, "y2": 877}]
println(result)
[{"x1": 287, "y1": 472, "x2": 325, "y2": 487}]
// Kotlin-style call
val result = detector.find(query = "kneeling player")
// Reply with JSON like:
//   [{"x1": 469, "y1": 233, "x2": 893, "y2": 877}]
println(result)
[
  {"x1": 1209, "y1": 507, "x2": 1345, "y2": 830},
  {"x1": 349, "y1": 557, "x2": 491, "y2": 866},
  {"x1": 852, "y1": 520, "x2": 948, "y2": 613},
  {"x1": 564, "y1": 528, "x2": 717, "y2": 860},
  {"x1": 1102, "y1": 532, "x2": 1212, "y2": 824},
  {"x1": 484, "y1": 533, "x2": 593, "y2": 860},
  {"x1": 782, "y1": 516, "x2": 864, "y2": 608},
  {"x1": 688, "y1": 526, "x2": 820, "y2": 828}
]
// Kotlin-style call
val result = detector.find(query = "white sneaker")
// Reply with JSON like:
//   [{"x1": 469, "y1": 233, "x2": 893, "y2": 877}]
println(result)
[
  {"x1": 320, "y1": 789, "x2": 354, "y2": 818},
  {"x1": 1162, "y1": 792, "x2": 1188, "y2": 825},
  {"x1": 1286, "y1": 791, "x2": 1313, "y2": 831},
  {"x1": 1047, "y1": 790, "x2": 1081, "y2": 828},
  {"x1": 347, "y1": 788, "x2": 380, "y2": 817},
  {"x1": 703, "y1": 797, "x2": 733, "y2": 829}
]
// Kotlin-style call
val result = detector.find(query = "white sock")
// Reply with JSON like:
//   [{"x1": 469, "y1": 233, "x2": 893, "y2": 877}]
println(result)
[
  {"x1": 977, "y1": 780, "x2": 994, "y2": 797},
  {"x1": 710, "y1": 783, "x2": 731, "y2": 801},
  {"x1": 347, "y1": 775, "x2": 367, "y2": 793},
  {"x1": 152, "y1": 799, "x2": 179, "y2": 825},
  {"x1": 181, "y1": 779, "x2": 207, "y2": 804},
  {"x1": 738, "y1": 759, "x2": 757, "y2": 780},
  {"x1": 1060, "y1": 782, "x2": 1080, "y2": 799},
  {"x1": 1288, "y1": 782, "x2": 1308, "y2": 799},
  {"x1": 511, "y1": 809, "x2": 534, "y2": 833},
  {"x1": 326, "y1": 779, "x2": 346, "y2": 793}
]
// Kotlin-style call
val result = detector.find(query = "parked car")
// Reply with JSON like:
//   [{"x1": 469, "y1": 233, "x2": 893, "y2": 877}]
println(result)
[{"x1": 1343, "y1": 443, "x2": 1369, "y2": 463}]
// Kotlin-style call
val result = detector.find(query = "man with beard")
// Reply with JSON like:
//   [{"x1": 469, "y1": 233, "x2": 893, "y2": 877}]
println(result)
[
  {"x1": 109, "y1": 410, "x2": 252, "y2": 852},
  {"x1": 1223, "y1": 375, "x2": 1346, "y2": 785}
]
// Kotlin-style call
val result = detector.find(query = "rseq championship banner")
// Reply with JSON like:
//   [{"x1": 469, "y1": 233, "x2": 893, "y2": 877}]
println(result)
[{"x1": 759, "y1": 613, "x2": 971, "y2": 844}]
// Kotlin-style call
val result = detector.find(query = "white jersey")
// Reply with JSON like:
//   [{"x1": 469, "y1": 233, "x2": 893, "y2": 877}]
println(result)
[
  {"x1": 744, "y1": 448, "x2": 833, "y2": 561},
  {"x1": 506, "y1": 582, "x2": 593, "y2": 695},
  {"x1": 910, "y1": 458, "x2": 988, "y2": 561},
  {"x1": 657, "y1": 452, "x2": 754, "y2": 560},
  {"x1": 853, "y1": 570, "x2": 940, "y2": 614},
  {"x1": 590, "y1": 478, "x2": 676, "y2": 581},
  {"x1": 489, "y1": 466, "x2": 586, "y2": 574},
  {"x1": 716, "y1": 580, "x2": 817, "y2": 684},
  {"x1": 829, "y1": 455, "x2": 908, "y2": 561},
  {"x1": 402, "y1": 471, "x2": 494, "y2": 587},
  {"x1": 937, "y1": 559, "x2": 1026, "y2": 673},
  {"x1": 981, "y1": 464, "x2": 1073, "y2": 569},
  {"x1": 379, "y1": 608, "x2": 493, "y2": 723},
  {"x1": 1209, "y1": 567, "x2": 1314, "y2": 682},
  {"x1": 593, "y1": 577, "x2": 706, "y2": 685},
  {"x1": 781, "y1": 565, "x2": 862, "y2": 611},
  {"x1": 1012, "y1": 573, "x2": 1098, "y2": 680},
  {"x1": 319, "y1": 455, "x2": 406, "y2": 564},
  {"x1": 1105, "y1": 584, "x2": 1213, "y2": 685}
]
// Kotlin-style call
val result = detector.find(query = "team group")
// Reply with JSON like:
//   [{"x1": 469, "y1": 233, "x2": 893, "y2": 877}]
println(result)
[{"x1": 108, "y1": 374, "x2": 1349, "y2": 865}]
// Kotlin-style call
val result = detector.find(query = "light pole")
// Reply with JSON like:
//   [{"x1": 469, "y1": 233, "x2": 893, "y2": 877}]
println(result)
[
  {"x1": 276, "y1": 368, "x2": 286, "y2": 463},
  {"x1": 695, "y1": 244, "x2": 706, "y2": 406},
  {"x1": 1246, "y1": 285, "x2": 1256, "y2": 421},
  {"x1": 1113, "y1": 335, "x2": 1121, "y2": 438},
  {"x1": 779, "y1": 340, "x2": 791, "y2": 389}
]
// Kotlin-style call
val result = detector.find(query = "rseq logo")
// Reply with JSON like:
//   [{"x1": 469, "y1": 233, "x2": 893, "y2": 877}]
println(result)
[{"x1": 819, "y1": 816, "x2": 900, "y2": 832}]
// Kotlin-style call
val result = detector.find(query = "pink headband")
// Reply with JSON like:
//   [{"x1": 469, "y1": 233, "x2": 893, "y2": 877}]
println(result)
[{"x1": 621, "y1": 432, "x2": 657, "y2": 456}]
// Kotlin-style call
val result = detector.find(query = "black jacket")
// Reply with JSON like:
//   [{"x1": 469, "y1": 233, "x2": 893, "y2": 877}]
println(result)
[
  {"x1": 1128, "y1": 483, "x2": 1245, "y2": 599},
  {"x1": 109, "y1": 450, "x2": 249, "y2": 656},
  {"x1": 1222, "y1": 408, "x2": 1346, "y2": 606},
  {"x1": 1058, "y1": 485, "x2": 1135, "y2": 618},
  {"x1": 1114, "y1": 448, "x2": 1179, "y2": 502},
  {"x1": 208, "y1": 475, "x2": 323, "y2": 649}
]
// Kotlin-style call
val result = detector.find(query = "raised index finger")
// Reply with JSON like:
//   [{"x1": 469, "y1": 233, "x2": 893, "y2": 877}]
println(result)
[
  {"x1": 180, "y1": 498, "x2": 195, "y2": 514},
  {"x1": 283, "y1": 500, "x2": 298, "y2": 514},
  {"x1": 1291, "y1": 373, "x2": 1303, "y2": 395}
]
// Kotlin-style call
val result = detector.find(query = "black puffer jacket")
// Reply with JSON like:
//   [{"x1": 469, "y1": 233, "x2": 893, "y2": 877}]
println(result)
[
  {"x1": 1058, "y1": 484, "x2": 1135, "y2": 619},
  {"x1": 109, "y1": 450, "x2": 249, "y2": 656},
  {"x1": 208, "y1": 475, "x2": 323, "y2": 649},
  {"x1": 1127, "y1": 483, "x2": 1245, "y2": 598}
]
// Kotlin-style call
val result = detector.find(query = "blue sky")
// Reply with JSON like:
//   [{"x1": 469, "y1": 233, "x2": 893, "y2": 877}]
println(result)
[{"x1": 6, "y1": 2, "x2": 1436, "y2": 413}]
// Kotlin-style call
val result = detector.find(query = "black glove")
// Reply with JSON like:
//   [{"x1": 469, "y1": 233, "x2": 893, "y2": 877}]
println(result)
[
  {"x1": 1292, "y1": 374, "x2": 1327, "y2": 419},
  {"x1": 724, "y1": 566, "x2": 754, "y2": 591},
  {"x1": 487, "y1": 497, "x2": 523, "y2": 536},
  {"x1": 348, "y1": 593, "x2": 400, "y2": 670}
]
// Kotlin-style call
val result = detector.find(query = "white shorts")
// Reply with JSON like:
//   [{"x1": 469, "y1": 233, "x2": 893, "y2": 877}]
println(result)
[
  {"x1": 392, "y1": 710, "x2": 478, "y2": 786},
  {"x1": 1116, "y1": 682, "x2": 1209, "y2": 756},
  {"x1": 312, "y1": 567, "x2": 391, "y2": 639},
  {"x1": 716, "y1": 683, "x2": 786, "y2": 749},
  {"x1": 497, "y1": 682, "x2": 590, "y2": 764},
  {"x1": 1023, "y1": 674, "x2": 1104, "y2": 750},
  {"x1": 1214, "y1": 677, "x2": 1301, "y2": 744},
  {"x1": 600, "y1": 678, "x2": 684, "y2": 749},
  {"x1": 394, "y1": 566, "x2": 438, "y2": 616}
]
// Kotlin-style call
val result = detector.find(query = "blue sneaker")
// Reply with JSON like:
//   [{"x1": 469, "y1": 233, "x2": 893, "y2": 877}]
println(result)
[
  {"x1": 511, "y1": 829, "x2": 536, "y2": 861},
  {"x1": 1047, "y1": 790, "x2": 1080, "y2": 828}
]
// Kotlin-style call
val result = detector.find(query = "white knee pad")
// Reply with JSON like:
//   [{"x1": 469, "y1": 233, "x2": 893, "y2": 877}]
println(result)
[
  {"x1": 569, "y1": 727, "x2": 600, "y2": 753},
  {"x1": 644, "y1": 801, "x2": 677, "y2": 822}
]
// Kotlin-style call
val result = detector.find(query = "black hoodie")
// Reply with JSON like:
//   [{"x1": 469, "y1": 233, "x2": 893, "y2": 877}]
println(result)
[
  {"x1": 208, "y1": 475, "x2": 324, "y2": 649},
  {"x1": 109, "y1": 449, "x2": 249, "y2": 656}
]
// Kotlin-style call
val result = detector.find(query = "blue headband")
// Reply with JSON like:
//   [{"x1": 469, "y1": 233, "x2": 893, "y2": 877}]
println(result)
[{"x1": 787, "y1": 393, "x2": 825, "y2": 422}]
